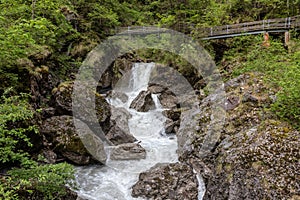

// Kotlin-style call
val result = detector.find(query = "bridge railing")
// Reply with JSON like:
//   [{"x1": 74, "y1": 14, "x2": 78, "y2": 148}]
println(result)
[
  {"x1": 197, "y1": 16, "x2": 300, "y2": 37},
  {"x1": 115, "y1": 26, "x2": 167, "y2": 35},
  {"x1": 114, "y1": 16, "x2": 300, "y2": 38}
]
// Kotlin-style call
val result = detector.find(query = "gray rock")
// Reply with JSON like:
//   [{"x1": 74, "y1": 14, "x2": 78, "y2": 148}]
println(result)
[
  {"x1": 164, "y1": 118, "x2": 180, "y2": 134},
  {"x1": 40, "y1": 115, "x2": 106, "y2": 165},
  {"x1": 242, "y1": 92, "x2": 259, "y2": 103},
  {"x1": 51, "y1": 81, "x2": 112, "y2": 135},
  {"x1": 224, "y1": 74, "x2": 246, "y2": 91},
  {"x1": 106, "y1": 106, "x2": 137, "y2": 145},
  {"x1": 132, "y1": 163, "x2": 198, "y2": 199},
  {"x1": 225, "y1": 95, "x2": 240, "y2": 110},
  {"x1": 110, "y1": 143, "x2": 146, "y2": 160},
  {"x1": 129, "y1": 90, "x2": 155, "y2": 112},
  {"x1": 110, "y1": 106, "x2": 131, "y2": 134},
  {"x1": 158, "y1": 91, "x2": 178, "y2": 109},
  {"x1": 42, "y1": 149, "x2": 57, "y2": 164},
  {"x1": 108, "y1": 91, "x2": 128, "y2": 103},
  {"x1": 162, "y1": 109, "x2": 181, "y2": 121},
  {"x1": 164, "y1": 118, "x2": 175, "y2": 134},
  {"x1": 106, "y1": 125, "x2": 136, "y2": 145},
  {"x1": 148, "y1": 84, "x2": 166, "y2": 94}
]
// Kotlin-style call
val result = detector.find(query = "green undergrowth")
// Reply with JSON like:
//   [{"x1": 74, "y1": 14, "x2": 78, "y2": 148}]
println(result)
[
  {"x1": 0, "y1": 89, "x2": 75, "y2": 199},
  {"x1": 224, "y1": 36, "x2": 300, "y2": 129}
]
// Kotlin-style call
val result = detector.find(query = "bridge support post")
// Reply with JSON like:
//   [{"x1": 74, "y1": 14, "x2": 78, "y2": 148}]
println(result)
[
  {"x1": 263, "y1": 32, "x2": 270, "y2": 47},
  {"x1": 284, "y1": 31, "x2": 290, "y2": 47}
]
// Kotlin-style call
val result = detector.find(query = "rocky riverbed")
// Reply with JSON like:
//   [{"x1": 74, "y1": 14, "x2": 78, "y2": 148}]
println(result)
[{"x1": 34, "y1": 57, "x2": 299, "y2": 199}]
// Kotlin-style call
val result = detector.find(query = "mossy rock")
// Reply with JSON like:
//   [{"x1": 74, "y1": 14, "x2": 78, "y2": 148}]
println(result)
[{"x1": 40, "y1": 115, "x2": 106, "y2": 165}]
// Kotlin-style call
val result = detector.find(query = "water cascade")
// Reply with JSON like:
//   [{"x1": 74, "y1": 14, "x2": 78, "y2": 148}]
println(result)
[{"x1": 74, "y1": 62, "x2": 204, "y2": 199}]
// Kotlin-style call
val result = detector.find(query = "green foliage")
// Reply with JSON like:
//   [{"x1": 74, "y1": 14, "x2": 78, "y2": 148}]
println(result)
[
  {"x1": 272, "y1": 56, "x2": 300, "y2": 128},
  {"x1": 229, "y1": 39, "x2": 300, "y2": 129},
  {"x1": 0, "y1": 0, "x2": 78, "y2": 92},
  {"x1": 0, "y1": 162, "x2": 75, "y2": 200},
  {"x1": 0, "y1": 90, "x2": 37, "y2": 165},
  {"x1": 0, "y1": 90, "x2": 75, "y2": 199}
]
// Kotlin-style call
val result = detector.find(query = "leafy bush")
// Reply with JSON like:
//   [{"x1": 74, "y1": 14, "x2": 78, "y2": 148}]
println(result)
[
  {"x1": 0, "y1": 162, "x2": 75, "y2": 200},
  {"x1": 0, "y1": 90, "x2": 75, "y2": 199},
  {"x1": 0, "y1": 89, "x2": 37, "y2": 165}
]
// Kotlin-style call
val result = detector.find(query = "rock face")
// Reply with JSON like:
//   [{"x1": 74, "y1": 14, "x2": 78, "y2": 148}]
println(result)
[
  {"x1": 176, "y1": 73, "x2": 299, "y2": 200},
  {"x1": 40, "y1": 115, "x2": 106, "y2": 165},
  {"x1": 50, "y1": 81, "x2": 74, "y2": 115},
  {"x1": 110, "y1": 143, "x2": 146, "y2": 160},
  {"x1": 203, "y1": 121, "x2": 299, "y2": 200},
  {"x1": 132, "y1": 163, "x2": 198, "y2": 200},
  {"x1": 129, "y1": 90, "x2": 155, "y2": 112},
  {"x1": 51, "y1": 81, "x2": 112, "y2": 137}
]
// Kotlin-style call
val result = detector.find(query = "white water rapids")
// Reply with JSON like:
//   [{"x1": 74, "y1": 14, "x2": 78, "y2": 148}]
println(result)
[{"x1": 74, "y1": 63, "x2": 205, "y2": 200}]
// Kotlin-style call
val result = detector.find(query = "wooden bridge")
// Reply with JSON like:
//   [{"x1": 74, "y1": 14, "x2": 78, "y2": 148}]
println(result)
[{"x1": 116, "y1": 16, "x2": 300, "y2": 40}]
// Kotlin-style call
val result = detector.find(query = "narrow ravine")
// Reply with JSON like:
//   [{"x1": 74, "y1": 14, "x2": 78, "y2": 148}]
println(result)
[{"x1": 74, "y1": 63, "x2": 178, "y2": 199}]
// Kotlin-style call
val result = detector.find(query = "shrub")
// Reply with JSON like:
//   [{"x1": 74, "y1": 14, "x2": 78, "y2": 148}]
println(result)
[{"x1": 0, "y1": 90, "x2": 75, "y2": 199}]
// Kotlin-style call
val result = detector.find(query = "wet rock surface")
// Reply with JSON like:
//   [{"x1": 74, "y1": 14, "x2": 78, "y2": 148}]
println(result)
[
  {"x1": 148, "y1": 84, "x2": 181, "y2": 134},
  {"x1": 132, "y1": 163, "x2": 198, "y2": 200},
  {"x1": 110, "y1": 143, "x2": 146, "y2": 160},
  {"x1": 164, "y1": 118, "x2": 179, "y2": 134},
  {"x1": 106, "y1": 125, "x2": 136, "y2": 145},
  {"x1": 129, "y1": 90, "x2": 155, "y2": 112},
  {"x1": 148, "y1": 83, "x2": 179, "y2": 109},
  {"x1": 106, "y1": 106, "x2": 137, "y2": 145}
]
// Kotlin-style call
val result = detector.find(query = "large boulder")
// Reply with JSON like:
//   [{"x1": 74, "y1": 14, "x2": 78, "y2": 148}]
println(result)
[
  {"x1": 132, "y1": 163, "x2": 198, "y2": 200},
  {"x1": 158, "y1": 90, "x2": 178, "y2": 109},
  {"x1": 106, "y1": 106, "x2": 137, "y2": 145},
  {"x1": 148, "y1": 83, "x2": 179, "y2": 109},
  {"x1": 106, "y1": 125, "x2": 136, "y2": 145},
  {"x1": 110, "y1": 143, "x2": 146, "y2": 160},
  {"x1": 40, "y1": 115, "x2": 107, "y2": 165},
  {"x1": 129, "y1": 90, "x2": 155, "y2": 112},
  {"x1": 51, "y1": 81, "x2": 112, "y2": 134}
]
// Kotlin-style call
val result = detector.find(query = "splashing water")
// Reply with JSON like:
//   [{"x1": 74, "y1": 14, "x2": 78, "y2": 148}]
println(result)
[{"x1": 74, "y1": 63, "x2": 178, "y2": 200}]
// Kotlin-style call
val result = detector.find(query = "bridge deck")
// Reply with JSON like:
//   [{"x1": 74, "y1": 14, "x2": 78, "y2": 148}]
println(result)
[{"x1": 116, "y1": 16, "x2": 300, "y2": 39}]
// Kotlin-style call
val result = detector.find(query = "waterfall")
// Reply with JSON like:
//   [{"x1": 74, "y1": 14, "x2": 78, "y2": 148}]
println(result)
[{"x1": 74, "y1": 63, "x2": 178, "y2": 200}]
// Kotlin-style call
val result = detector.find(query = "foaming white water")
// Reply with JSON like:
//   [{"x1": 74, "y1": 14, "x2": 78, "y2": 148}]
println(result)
[{"x1": 74, "y1": 63, "x2": 178, "y2": 200}]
